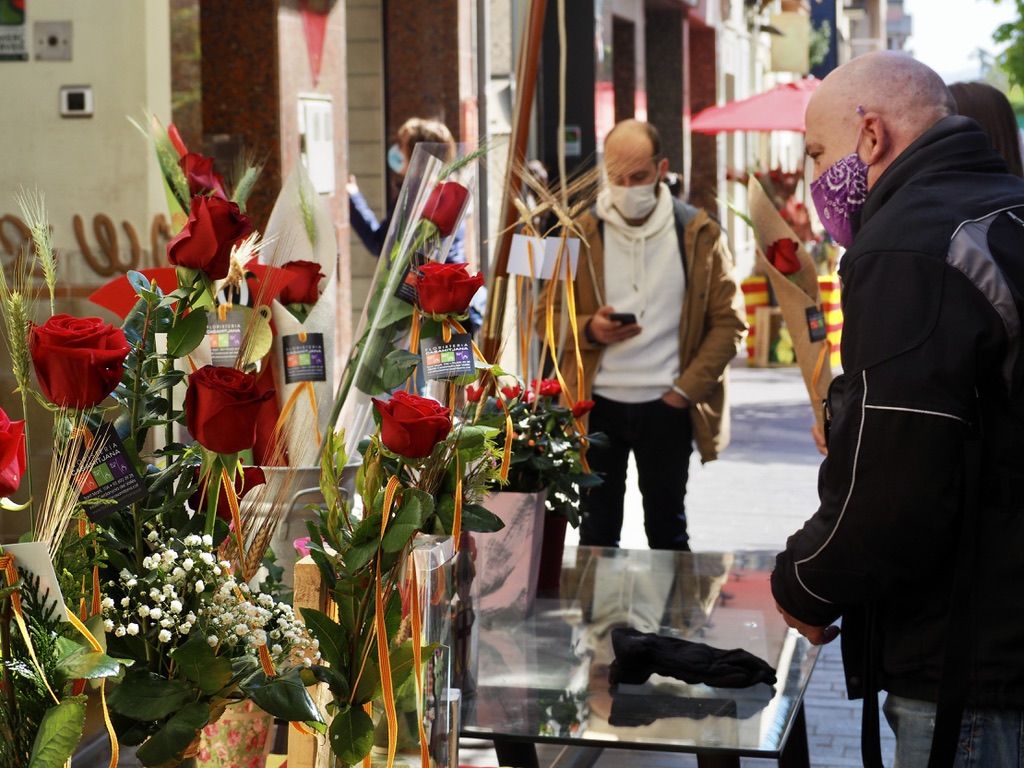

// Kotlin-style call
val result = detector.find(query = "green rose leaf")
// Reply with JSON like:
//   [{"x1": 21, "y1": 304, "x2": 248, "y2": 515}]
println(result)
[
  {"x1": 381, "y1": 493, "x2": 427, "y2": 553},
  {"x1": 460, "y1": 502, "x2": 505, "y2": 533},
  {"x1": 170, "y1": 633, "x2": 233, "y2": 695},
  {"x1": 166, "y1": 308, "x2": 208, "y2": 357},
  {"x1": 28, "y1": 696, "x2": 87, "y2": 768},
  {"x1": 53, "y1": 637, "x2": 124, "y2": 683},
  {"x1": 299, "y1": 607, "x2": 348, "y2": 670},
  {"x1": 329, "y1": 705, "x2": 375, "y2": 765},
  {"x1": 134, "y1": 702, "x2": 210, "y2": 767},
  {"x1": 107, "y1": 670, "x2": 194, "y2": 721},
  {"x1": 241, "y1": 668, "x2": 325, "y2": 725}
]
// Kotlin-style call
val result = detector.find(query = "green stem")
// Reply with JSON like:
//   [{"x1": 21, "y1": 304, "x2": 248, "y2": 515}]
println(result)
[
  {"x1": 162, "y1": 293, "x2": 190, "y2": 453},
  {"x1": 0, "y1": 595, "x2": 16, "y2": 730},
  {"x1": 203, "y1": 456, "x2": 221, "y2": 537}
]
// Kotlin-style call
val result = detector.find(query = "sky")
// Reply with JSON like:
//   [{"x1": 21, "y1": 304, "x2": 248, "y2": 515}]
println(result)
[{"x1": 903, "y1": 0, "x2": 1018, "y2": 82}]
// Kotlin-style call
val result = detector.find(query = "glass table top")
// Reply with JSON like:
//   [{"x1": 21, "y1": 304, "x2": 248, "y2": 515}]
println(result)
[{"x1": 461, "y1": 547, "x2": 818, "y2": 758}]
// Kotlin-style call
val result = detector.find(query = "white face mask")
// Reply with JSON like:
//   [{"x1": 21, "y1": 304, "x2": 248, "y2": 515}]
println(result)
[{"x1": 609, "y1": 180, "x2": 659, "y2": 220}]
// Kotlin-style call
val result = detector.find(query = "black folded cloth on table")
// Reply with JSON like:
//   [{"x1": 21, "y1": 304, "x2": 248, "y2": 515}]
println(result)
[{"x1": 609, "y1": 627, "x2": 777, "y2": 689}]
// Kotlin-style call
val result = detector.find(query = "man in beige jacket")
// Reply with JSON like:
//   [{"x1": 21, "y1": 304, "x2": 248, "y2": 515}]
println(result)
[{"x1": 557, "y1": 120, "x2": 746, "y2": 550}]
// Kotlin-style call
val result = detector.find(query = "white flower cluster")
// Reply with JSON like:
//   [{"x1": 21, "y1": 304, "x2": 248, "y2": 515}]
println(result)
[{"x1": 102, "y1": 530, "x2": 318, "y2": 665}]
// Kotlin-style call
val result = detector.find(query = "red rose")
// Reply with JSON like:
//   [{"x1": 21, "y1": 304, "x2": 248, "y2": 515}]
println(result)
[
  {"x1": 415, "y1": 262, "x2": 484, "y2": 316},
  {"x1": 531, "y1": 379, "x2": 561, "y2": 398},
  {"x1": 279, "y1": 260, "x2": 326, "y2": 305},
  {"x1": 421, "y1": 181, "x2": 469, "y2": 237},
  {"x1": 571, "y1": 400, "x2": 596, "y2": 418},
  {"x1": 29, "y1": 315, "x2": 130, "y2": 409},
  {"x1": 185, "y1": 366, "x2": 275, "y2": 454},
  {"x1": 465, "y1": 384, "x2": 484, "y2": 402},
  {"x1": 190, "y1": 465, "x2": 266, "y2": 521},
  {"x1": 179, "y1": 152, "x2": 228, "y2": 200},
  {"x1": 500, "y1": 383, "x2": 523, "y2": 401},
  {"x1": 167, "y1": 196, "x2": 253, "y2": 280},
  {"x1": 766, "y1": 238, "x2": 801, "y2": 276},
  {"x1": 372, "y1": 391, "x2": 452, "y2": 459},
  {"x1": 0, "y1": 408, "x2": 26, "y2": 497}
]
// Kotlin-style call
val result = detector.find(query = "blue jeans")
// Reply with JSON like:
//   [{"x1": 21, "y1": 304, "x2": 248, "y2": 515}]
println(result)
[{"x1": 884, "y1": 693, "x2": 1024, "y2": 767}]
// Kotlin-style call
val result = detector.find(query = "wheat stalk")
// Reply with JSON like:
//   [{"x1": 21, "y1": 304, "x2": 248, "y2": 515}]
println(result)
[{"x1": 13, "y1": 188, "x2": 56, "y2": 316}]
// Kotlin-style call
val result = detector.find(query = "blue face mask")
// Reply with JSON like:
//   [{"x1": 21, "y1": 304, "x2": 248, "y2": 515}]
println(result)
[{"x1": 387, "y1": 143, "x2": 406, "y2": 174}]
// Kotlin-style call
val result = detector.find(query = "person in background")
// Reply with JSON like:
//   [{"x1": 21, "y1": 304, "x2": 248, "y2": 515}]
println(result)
[
  {"x1": 347, "y1": 117, "x2": 483, "y2": 333},
  {"x1": 949, "y1": 81, "x2": 1024, "y2": 177},
  {"x1": 773, "y1": 52, "x2": 1024, "y2": 766},
  {"x1": 551, "y1": 119, "x2": 746, "y2": 552}
]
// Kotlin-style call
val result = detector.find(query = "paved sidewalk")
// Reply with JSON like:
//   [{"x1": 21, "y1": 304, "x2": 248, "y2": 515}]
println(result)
[{"x1": 467, "y1": 364, "x2": 895, "y2": 768}]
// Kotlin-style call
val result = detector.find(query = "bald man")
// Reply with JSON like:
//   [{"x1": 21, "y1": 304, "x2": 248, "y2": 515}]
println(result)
[
  {"x1": 550, "y1": 119, "x2": 745, "y2": 551},
  {"x1": 771, "y1": 52, "x2": 1024, "y2": 766}
]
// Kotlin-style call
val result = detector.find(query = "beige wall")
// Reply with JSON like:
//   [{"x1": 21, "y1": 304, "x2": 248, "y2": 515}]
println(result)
[
  {"x1": 346, "y1": 0, "x2": 386, "y2": 334},
  {"x1": 0, "y1": 0, "x2": 170, "y2": 278}
]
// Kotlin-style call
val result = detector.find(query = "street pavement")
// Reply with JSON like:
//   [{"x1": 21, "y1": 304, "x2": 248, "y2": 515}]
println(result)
[{"x1": 466, "y1": 363, "x2": 896, "y2": 768}]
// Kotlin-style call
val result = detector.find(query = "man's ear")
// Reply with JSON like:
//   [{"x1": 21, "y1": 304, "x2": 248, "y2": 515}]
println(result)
[
  {"x1": 657, "y1": 156, "x2": 670, "y2": 179},
  {"x1": 860, "y1": 113, "x2": 890, "y2": 165}
]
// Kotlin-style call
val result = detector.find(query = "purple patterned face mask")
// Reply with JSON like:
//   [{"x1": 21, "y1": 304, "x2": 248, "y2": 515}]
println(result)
[{"x1": 810, "y1": 137, "x2": 869, "y2": 248}]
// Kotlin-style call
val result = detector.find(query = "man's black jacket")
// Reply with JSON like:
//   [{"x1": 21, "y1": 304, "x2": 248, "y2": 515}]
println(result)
[{"x1": 772, "y1": 116, "x2": 1024, "y2": 707}]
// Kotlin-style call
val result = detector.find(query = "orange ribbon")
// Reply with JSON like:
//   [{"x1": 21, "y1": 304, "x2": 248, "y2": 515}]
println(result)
[
  {"x1": 0, "y1": 553, "x2": 58, "y2": 704},
  {"x1": 408, "y1": 562, "x2": 430, "y2": 768},
  {"x1": 375, "y1": 476, "x2": 402, "y2": 768},
  {"x1": 66, "y1": 608, "x2": 119, "y2": 768},
  {"x1": 274, "y1": 380, "x2": 323, "y2": 447}
]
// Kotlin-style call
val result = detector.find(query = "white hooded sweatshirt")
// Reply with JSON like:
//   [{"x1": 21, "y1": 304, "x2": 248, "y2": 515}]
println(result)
[{"x1": 592, "y1": 183, "x2": 686, "y2": 403}]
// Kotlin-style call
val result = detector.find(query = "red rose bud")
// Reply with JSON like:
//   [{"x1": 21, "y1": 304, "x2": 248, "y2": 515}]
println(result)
[
  {"x1": 571, "y1": 400, "x2": 596, "y2": 418},
  {"x1": 185, "y1": 366, "x2": 275, "y2": 454},
  {"x1": 0, "y1": 407, "x2": 26, "y2": 497},
  {"x1": 190, "y1": 466, "x2": 266, "y2": 521},
  {"x1": 279, "y1": 260, "x2": 326, "y2": 305},
  {"x1": 766, "y1": 238, "x2": 801, "y2": 276},
  {"x1": 421, "y1": 181, "x2": 469, "y2": 237},
  {"x1": 30, "y1": 315, "x2": 130, "y2": 409},
  {"x1": 179, "y1": 152, "x2": 228, "y2": 200},
  {"x1": 466, "y1": 384, "x2": 484, "y2": 402},
  {"x1": 167, "y1": 122, "x2": 189, "y2": 157},
  {"x1": 415, "y1": 262, "x2": 485, "y2": 316},
  {"x1": 531, "y1": 379, "x2": 562, "y2": 398},
  {"x1": 167, "y1": 196, "x2": 253, "y2": 280},
  {"x1": 500, "y1": 383, "x2": 523, "y2": 401},
  {"x1": 372, "y1": 391, "x2": 452, "y2": 459}
]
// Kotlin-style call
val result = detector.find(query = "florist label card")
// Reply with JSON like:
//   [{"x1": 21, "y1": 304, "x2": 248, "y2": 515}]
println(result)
[
  {"x1": 206, "y1": 308, "x2": 245, "y2": 367},
  {"x1": 542, "y1": 236, "x2": 580, "y2": 280},
  {"x1": 507, "y1": 234, "x2": 546, "y2": 278},
  {"x1": 805, "y1": 305, "x2": 828, "y2": 343},
  {"x1": 283, "y1": 332, "x2": 327, "y2": 383},
  {"x1": 421, "y1": 334, "x2": 475, "y2": 380},
  {"x1": 75, "y1": 424, "x2": 147, "y2": 521},
  {"x1": 395, "y1": 249, "x2": 430, "y2": 305},
  {"x1": 4, "y1": 542, "x2": 67, "y2": 622}
]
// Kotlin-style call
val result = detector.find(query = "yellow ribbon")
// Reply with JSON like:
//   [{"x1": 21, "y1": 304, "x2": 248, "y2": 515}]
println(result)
[
  {"x1": 452, "y1": 454, "x2": 463, "y2": 552},
  {"x1": 375, "y1": 476, "x2": 402, "y2": 768},
  {"x1": 408, "y1": 562, "x2": 430, "y2": 768},
  {"x1": 273, "y1": 380, "x2": 323, "y2": 448},
  {"x1": 65, "y1": 608, "x2": 119, "y2": 768}
]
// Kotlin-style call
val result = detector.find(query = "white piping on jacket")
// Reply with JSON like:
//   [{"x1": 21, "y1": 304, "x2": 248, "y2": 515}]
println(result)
[
  {"x1": 793, "y1": 370, "x2": 869, "y2": 605},
  {"x1": 864, "y1": 404, "x2": 966, "y2": 423}
]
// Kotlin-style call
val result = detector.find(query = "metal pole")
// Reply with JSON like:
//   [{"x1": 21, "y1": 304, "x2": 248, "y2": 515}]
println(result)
[{"x1": 475, "y1": 0, "x2": 491, "y2": 277}]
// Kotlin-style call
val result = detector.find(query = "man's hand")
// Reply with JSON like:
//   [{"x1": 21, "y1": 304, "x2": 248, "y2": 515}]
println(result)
[
  {"x1": 346, "y1": 175, "x2": 360, "y2": 196},
  {"x1": 776, "y1": 602, "x2": 840, "y2": 645},
  {"x1": 588, "y1": 305, "x2": 642, "y2": 345},
  {"x1": 661, "y1": 389, "x2": 689, "y2": 409},
  {"x1": 811, "y1": 422, "x2": 828, "y2": 456}
]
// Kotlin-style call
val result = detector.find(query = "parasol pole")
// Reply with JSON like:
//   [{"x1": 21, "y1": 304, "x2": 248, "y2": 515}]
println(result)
[{"x1": 482, "y1": 0, "x2": 548, "y2": 363}]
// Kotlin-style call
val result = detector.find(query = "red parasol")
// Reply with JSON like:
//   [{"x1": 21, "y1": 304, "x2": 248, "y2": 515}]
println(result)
[{"x1": 691, "y1": 77, "x2": 820, "y2": 134}]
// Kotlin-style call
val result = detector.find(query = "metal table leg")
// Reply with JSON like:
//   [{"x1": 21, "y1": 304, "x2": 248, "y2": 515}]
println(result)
[
  {"x1": 696, "y1": 753, "x2": 741, "y2": 768},
  {"x1": 494, "y1": 739, "x2": 540, "y2": 768}
]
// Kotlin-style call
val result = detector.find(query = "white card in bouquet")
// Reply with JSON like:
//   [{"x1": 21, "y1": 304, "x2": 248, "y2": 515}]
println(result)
[
  {"x1": 507, "y1": 234, "x2": 547, "y2": 278},
  {"x1": 542, "y1": 236, "x2": 580, "y2": 280},
  {"x1": 5, "y1": 542, "x2": 68, "y2": 622}
]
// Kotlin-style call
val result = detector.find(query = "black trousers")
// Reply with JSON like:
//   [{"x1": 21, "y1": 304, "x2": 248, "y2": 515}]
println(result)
[{"x1": 581, "y1": 394, "x2": 694, "y2": 551}]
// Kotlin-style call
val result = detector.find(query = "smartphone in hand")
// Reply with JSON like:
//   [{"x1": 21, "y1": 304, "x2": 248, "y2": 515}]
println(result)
[{"x1": 609, "y1": 312, "x2": 638, "y2": 325}]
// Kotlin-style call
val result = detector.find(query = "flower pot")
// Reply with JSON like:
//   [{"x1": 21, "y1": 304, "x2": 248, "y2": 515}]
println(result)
[
  {"x1": 197, "y1": 701, "x2": 275, "y2": 767},
  {"x1": 473, "y1": 490, "x2": 548, "y2": 622},
  {"x1": 537, "y1": 513, "x2": 569, "y2": 598}
]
